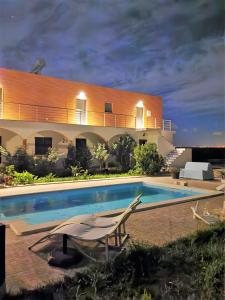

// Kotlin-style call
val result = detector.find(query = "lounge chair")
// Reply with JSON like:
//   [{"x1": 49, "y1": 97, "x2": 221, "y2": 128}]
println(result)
[
  {"x1": 29, "y1": 194, "x2": 142, "y2": 261},
  {"x1": 191, "y1": 201, "x2": 219, "y2": 225}
]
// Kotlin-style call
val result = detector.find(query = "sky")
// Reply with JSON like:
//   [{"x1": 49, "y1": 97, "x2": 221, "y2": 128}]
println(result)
[{"x1": 0, "y1": 0, "x2": 224, "y2": 146}]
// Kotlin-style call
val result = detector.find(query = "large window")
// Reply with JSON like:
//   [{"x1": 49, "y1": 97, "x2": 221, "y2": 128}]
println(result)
[
  {"x1": 76, "y1": 138, "x2": 87, "y2": 149},
  {"x1": 35, "y1": 137, "x2": 52, "y2": 155},
  {"x1": 104, "y1": 102, "x2": 112, "y2": 113}
]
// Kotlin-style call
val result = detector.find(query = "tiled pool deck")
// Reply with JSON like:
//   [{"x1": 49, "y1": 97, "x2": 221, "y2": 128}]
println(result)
[{"x1": 2, "y1": 176, "x2": 224, "y2": 294}]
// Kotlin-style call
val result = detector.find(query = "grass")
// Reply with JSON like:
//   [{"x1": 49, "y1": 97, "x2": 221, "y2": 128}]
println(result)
[
  {"x1": 34, "y1": 173, "x2": 136, "y2": 183},
  {"x1": 5, "y1": 222, "x2": 224, "y2": 300}
]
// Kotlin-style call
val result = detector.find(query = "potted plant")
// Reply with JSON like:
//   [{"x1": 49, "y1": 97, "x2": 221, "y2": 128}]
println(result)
[{"x1": 169, "y1": 167, "x2": 180, "y2": 179}]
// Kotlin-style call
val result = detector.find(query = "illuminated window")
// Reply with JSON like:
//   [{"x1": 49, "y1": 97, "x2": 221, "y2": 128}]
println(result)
[{"x1": 105, "y1": 103, "x2": 112, "y2": 113}]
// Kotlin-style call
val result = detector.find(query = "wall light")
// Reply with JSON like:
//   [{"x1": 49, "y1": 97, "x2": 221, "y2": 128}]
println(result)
[
  {"x1": 147, "y1": 110, "x2": 151, "y2": 117},
  {"x1": 77, "y1": 91, "x2": 87, "y2": 100},
  {"x1": 136, "y1": 100, "x2": 144, "y2": 108}
]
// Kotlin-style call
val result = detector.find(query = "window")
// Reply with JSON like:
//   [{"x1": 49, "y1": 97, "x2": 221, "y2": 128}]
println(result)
[
  {"x1": 105, "y1": 103, "x2": 112, "y2": 113},
  {"x1": 139, "y1": 139, "x2": 147, "y2": 145},
  {"x1": 76, "y1": 138, "x2": 87, "y2": 149},
  {"x1": 35, "y1": 137, "x2": 52, "y2": 155}
]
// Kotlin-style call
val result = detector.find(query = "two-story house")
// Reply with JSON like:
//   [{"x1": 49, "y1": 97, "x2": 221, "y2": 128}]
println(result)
[{"x1": 0, "y1": 68, "x2": 175, "y2": 159}]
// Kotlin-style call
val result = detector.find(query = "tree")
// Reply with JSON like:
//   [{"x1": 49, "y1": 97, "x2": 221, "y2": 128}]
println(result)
[
  {"x1": 92, "y1": 143, "x2": 109, "y2": 171},
  {"x1": 133, "y1": 143, "x2": 164, "y2": 175},
  {"x1": 110, "y1": 134, "x2": 136, "y2": 172}
]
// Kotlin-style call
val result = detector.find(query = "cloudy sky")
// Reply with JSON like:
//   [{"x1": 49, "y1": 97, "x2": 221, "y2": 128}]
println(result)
[{"x1": 0, "y1": 0, "x2": 224, "y2": 146}]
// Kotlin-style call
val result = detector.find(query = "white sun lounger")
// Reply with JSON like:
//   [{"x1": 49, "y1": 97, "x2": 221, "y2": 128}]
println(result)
[
  {"x1": 29, "y1": 194, "x2": 142, "y2": 261},
  {"x1": 191, "y1": 201, "x2": 220, "y2": 225}
]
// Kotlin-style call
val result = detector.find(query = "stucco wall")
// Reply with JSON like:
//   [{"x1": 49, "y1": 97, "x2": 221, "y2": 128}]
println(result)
[
  {"x1": 0, "y1": 68, "x2": 162, "y2": 129},
  {"x1": 0, "y1": 120, "x2": 173, "y2": 157}
]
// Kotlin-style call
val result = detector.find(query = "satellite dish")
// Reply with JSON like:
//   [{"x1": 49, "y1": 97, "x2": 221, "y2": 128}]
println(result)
[{"x1": 30, "y1": 58, "x2": 46, "y2": 74}]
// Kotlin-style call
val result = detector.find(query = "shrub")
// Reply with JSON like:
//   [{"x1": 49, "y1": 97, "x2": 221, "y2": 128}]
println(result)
[
  {"x1": 32, "y1": 157, "x2": 50, "y2": 177},
  {"x1": 65, "y1": 144, "x2": 76, "y2": 168},
  {"x1": 110, "y1": 134, "x2": 136, "y2": 172},
  {"x1": 13, "y1": 171, "x2": 36, "y2": 185},
  {"x1": 47, "y1": 147, "x2": 59, "y2": 164},
  {"x1": 9, "y1": 147, "x2": 34, "y2": 172},
  {"x1": 134, "y1": 143, "x2": 164, "y2": 175},
  {"x1": 76, "y1": 146, "x2": 92, "y2": 170},
  {"x1": 92, "y1": 143, "x2": 109, "y2": 171}
]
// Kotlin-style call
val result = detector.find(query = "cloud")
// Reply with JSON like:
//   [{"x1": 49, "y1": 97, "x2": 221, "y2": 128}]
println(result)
[
  {"x1": 212, "y1": 131, "x2": 223, "y2": 136},
  {"x1": 0, "y1": 0, "x2": 224, "y2": 146}
]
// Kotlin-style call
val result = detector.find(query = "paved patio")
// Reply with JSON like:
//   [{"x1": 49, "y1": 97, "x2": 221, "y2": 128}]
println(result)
[{"x1": 3, "y1": 177, "x2": 225, "y2": 294}]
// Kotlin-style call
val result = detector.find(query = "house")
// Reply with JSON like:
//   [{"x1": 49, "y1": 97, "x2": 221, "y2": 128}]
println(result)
[{"x1": 0, "y1": 68, "x2": 175, "y2": 160}]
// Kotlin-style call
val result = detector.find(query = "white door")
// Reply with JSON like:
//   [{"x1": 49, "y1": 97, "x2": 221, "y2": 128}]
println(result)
[
  {"x1": 76, "y1": 99, "x2": 86, "y2": 125},
  {"x1": 136, "y1": 107, "x2": 144, "y2": 129}
]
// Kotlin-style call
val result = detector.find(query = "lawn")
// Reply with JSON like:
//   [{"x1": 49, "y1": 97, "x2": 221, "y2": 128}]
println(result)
[{"x1": 5, "y1": 222, "x2": 224, "y2": 300}]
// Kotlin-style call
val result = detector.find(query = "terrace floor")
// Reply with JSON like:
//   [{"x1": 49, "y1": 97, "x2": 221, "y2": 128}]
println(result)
[{"x1": 4, "y1": 176, "x2": 225, "y2": 294}]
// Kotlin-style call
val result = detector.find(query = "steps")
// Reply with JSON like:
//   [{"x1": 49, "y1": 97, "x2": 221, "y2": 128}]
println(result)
[{"x1": 165, "y1": 148, "x2": 185, "y2": 167}]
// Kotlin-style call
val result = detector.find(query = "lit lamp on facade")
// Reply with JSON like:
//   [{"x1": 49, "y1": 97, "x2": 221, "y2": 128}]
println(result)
[
  {"x1": 136, "y1": 100, "x2": 144, "y2": 108},
  {"x1": 77, "y1": 91, "x2": 87, "y2": 100}
]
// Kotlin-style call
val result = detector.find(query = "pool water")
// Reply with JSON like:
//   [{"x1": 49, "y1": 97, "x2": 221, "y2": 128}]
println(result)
[{"x1": 0, "y1": 182, "x2": 201, "y2": 225}]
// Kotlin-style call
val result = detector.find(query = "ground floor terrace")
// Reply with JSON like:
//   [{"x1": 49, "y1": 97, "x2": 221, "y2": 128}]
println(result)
[
  {"x1": 3, "y1": 176, "x2": 224, "y2": 294},
  {"x1": 0, "y1": 119, "x2": 174, "y2": 160}
]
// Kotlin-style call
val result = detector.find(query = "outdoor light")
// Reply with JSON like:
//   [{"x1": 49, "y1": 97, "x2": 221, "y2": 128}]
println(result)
[
  {"x1": 77, "y1": 91, "x2": 87, "y2": 100},
  {"x1": 147, "y1": 110, "x2": 151, "y2": 117},
  {"x1": 136, "y1": 100, "x2": 144, "y2": 108}
]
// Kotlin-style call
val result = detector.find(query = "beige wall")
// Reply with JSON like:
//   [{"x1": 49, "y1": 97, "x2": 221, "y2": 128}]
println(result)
[{"x1": 0, "y1": 119, "x2": 174, "y2": 157}]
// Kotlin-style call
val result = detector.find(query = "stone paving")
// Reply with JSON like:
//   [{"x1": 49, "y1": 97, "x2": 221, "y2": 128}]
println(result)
[{"x1": 3, "y1": 177, "x2": 225, "y2": 294}]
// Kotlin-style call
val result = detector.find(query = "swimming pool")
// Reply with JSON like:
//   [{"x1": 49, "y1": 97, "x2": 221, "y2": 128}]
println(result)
[{"x1": 0, "y1": 182, "x2": 202, "y2": 225}]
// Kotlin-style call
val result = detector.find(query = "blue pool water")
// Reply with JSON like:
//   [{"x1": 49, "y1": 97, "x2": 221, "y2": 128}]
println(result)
[{"x1": 0, "y1": 182, "x2": 201, "y2": 225}]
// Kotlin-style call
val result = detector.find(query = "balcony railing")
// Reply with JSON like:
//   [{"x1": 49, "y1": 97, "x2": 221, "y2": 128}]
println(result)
[{"x1": 1, "y1": 102, "x2": 172, "y2": 131}]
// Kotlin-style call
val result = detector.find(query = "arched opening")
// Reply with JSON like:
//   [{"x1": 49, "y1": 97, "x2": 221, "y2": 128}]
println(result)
[
  {"x1": 0, "y1": 128, "x2": 24, "y2": 154},
  {"x1": 27, "y1": 130, "x2": 70, "y2": 156},
  {"x1": 76, "y1": 132, "x2": 106, "y2": 151}
]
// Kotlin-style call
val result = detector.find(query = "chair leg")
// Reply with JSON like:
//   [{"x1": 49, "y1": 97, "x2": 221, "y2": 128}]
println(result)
[
  {"x1": 63, "y1": 234, "x2": 68, "y2": 254},
  {"x1": 114, "y1": 229, "x2": 118, "y2": 246},
  {"x1": 70, "y1": 238, "x2": 96, "y2": 262},
  {"x1": 118, "y1": 226, "x2": 122, "y2": 246},
  {"x1": 123, "y1": 223, "x2": 126, "y2": 234},
  {"x1": 105, "y1": 236, "x2": 109, "y2": 261}
]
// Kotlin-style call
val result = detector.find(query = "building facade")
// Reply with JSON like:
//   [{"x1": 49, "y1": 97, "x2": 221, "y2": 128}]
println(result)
[{"x1": 0, "y1": 68, "x2": 175, "y2": 159}]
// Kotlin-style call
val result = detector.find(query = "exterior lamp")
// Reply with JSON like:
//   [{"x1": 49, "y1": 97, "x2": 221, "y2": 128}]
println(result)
[
  {"x1": 136, "y1": 100, "x2": 144, "y2": 108},
  {"x1": 77, "y1": 91, "x2": 87, "y2": 100}
]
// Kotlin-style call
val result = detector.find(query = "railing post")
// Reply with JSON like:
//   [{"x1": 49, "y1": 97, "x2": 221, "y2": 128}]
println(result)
[
  {"x1": 154, "y1": 118, "x2": 157, "y2": 128},
  {"x1": 115, "y1": 115, "x2": 117, "y2": 128},
  {"x1": 18, "y1": 104, "x2": 21, "y2": 120},
  {"x1": 0, "y1": 224, "x2": 6, "y2": 299}
]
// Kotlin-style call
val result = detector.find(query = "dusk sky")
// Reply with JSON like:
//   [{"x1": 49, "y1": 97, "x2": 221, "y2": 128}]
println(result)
[{"x1": 0, "y1": 0, "x2": 224, "y2": 146}]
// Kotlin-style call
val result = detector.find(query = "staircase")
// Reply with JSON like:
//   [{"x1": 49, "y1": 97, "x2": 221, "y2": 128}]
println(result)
[{"x1": 165, "y1": 148, "x2": 186, "y2": 167}]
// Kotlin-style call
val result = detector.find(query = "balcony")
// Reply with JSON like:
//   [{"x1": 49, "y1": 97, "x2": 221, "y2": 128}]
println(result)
[{"x1": 1, "y1": 102, "x2": 172, "y2": 131}]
